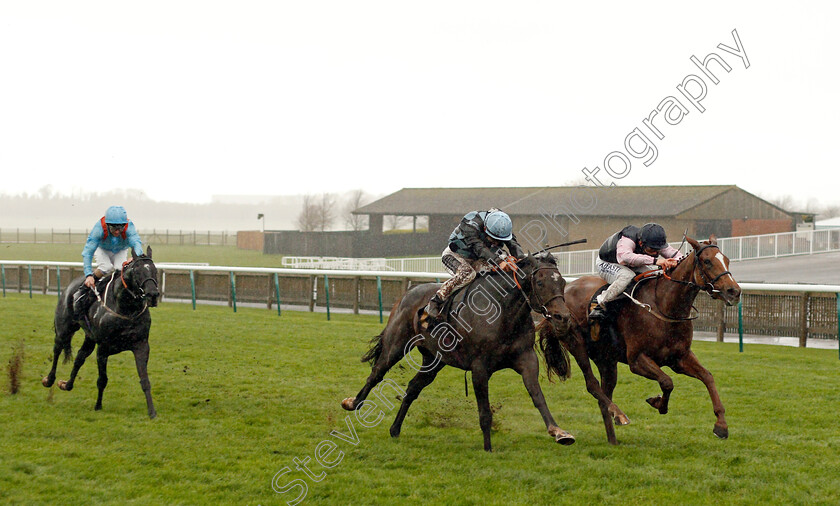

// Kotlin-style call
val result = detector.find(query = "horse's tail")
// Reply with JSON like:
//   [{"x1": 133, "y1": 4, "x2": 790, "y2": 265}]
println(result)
[
  {"x1": 361, "y1": 300, "x2": 401, "y2": 365},
  {"x1": 62, "y1": 341, "x2": 74, "y2": 364},
  {"x1": 361, "y1": 332, "x2": 384, "y2": 365},
  {"x1": 52, "y1": 321, "x2": 75, "y2": 364},
  {"x1": 536, "y1": 319, "x2": 571, "y2": 382}
]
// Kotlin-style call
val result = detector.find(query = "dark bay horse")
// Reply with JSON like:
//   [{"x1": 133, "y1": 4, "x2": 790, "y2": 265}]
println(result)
[
  {"x1": 42, "y1": 246, "x2": 160, "y2": 419},
  {"x1": 342, "y1": 254, "x2": 579, "y2": 452},
  {"x1": 540, "y1": 236, "x2": 740, "y2": 443}
]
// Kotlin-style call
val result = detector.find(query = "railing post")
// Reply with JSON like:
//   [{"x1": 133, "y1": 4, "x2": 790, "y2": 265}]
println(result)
[
  {"x1": 353, "y1": 276, "x2": 360, "y2": 315},
  {"x1": 56, "y1": 266, "x2": 61, "y2": 300},
  {"x1": 324, "y1": 275, "x2": 331, "y2": 321},
  {"x1": 799, "y1": 292, "x2": 809, "y2": 348},
  {"x1": 377, "y1": 276, "x2": 383, "y2": 324},
  {"x1": 28, "y1": 265, "x2": 32, "y2": 298},
  {"x1": 716, "y1": 299, "x2": 725, "y2": 342},
  {"x1": 1, "y1": 265, "x2": 5, "y2": 297},
  {"x1": 229, "y1": 272, "x2": 237, "y2": 313},
  {"x1": 190, "y1": 270, "x2": 196, "y2": 310},
  {"x1": 309, "y1": 276, "x2": 316, "y2": 312},
  {"x1": 738, "y1": 299, "x2": 744, "y2": 353},
  {"x1": 836, "y1": 292, "x2": 840, "y2": 360},
  {"x1": 274, "y1": 273, "x2": 281, "y2": 317}
]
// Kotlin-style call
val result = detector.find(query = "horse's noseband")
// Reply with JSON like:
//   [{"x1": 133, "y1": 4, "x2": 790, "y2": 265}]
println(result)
[
  {"x1": 665, "y1": 244, "x2": 732, "y2": 297},
  {"x1": 523, "y1": 266, "x2": 566, "y2": 320},
  {"x1": 121, "y1": 259, "x2": 159, "y2": 300}
]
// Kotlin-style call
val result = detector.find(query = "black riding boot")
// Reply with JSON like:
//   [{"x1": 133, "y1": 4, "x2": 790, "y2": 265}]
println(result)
[
  {"x1": 72, "y1": 285, "x2": 94, "y2": 321},
  {"x1": 425, "y1": 294, "x2": 445, "y2": 320},
  {"x1": 588, "y1": 301, "x2": 608, "y2": 321}
]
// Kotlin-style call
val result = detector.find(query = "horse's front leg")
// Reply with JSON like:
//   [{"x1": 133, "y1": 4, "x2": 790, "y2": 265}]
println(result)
[
  {"x1": 673, "y1": 351, "x2": 728, "y2": 439},
  {"x1": 94, "y1": 347, "x2": 109, "y2": 411},
  {"x1": 627, "y1": 352, "x2": 674, "y2": 415},
  {"x1": 594, "y1": 358, "x2": 630, "y2": 426},
  {"x1": 567, "y1": 332, "x2": 625, "y2": 444},
  {"x1": 58, "y1": 336, "x2": 96, "y2": 391},
  {"x1": 389, "y1": 350, "x2": 444, "y2": 438},
  {"x1": 470, "y1": 363, "x2": 494, "y2": 452},
  {"x1": 133, "y1": 340, "x2": 157, "y2": 419},
  {"x1": 342, "y1": 325, "x2": 414, "y2": 412},
  {"x1": 513, "y1": 349, "x2": 574, "y2": 445},
  {"x1": 42, "y1": 337, "x2": 65, "y2": 388}
]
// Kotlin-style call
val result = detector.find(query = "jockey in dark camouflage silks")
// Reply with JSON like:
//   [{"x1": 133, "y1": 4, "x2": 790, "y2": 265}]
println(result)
[
  {"x1": 588, "y1": 223, "x2": 681, "y2": 320},
  {"x1": 424, "y1": 209, "x2": 525, "y2": 320}
]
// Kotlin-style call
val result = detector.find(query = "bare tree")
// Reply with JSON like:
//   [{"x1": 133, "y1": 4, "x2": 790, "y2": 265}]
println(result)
[
  {"x1": 820, "y1": 205, "x2": 840, "y2": 219},
  {"x1": 317, "y1": 193, "x2": 336, "y2": 231},
  {"x1": 297, "y1": 194, "x2": 321, "y2": 232},
  {"x1": 384, "y1": 214, "x2": 410, "y2": 231},
  {"x1": 766, "y1": 194, "x2": 797, "y2": 211},
  {"x1": 343, "y1": 189, "x2": 369, "y2": 231},
  {"x1": 297, "y1": 193, "x2": 337, "y2": 231}
]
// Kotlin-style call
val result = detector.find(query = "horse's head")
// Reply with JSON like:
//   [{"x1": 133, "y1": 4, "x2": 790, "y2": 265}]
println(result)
[
  {"x1": 686, "y1": 235, "x2": 741, "y2": 306},
  {"x1": 124, "y1": 246, "x2": 160, "y2": 307},
  {"x1": 517, "y1": 253, "x2": 572, "y2": 331}
]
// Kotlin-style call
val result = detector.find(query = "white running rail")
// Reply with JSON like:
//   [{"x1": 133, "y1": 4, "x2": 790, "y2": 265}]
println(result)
[{"x1": 278, "y1": 228, "x2": 840, "y2": 276}]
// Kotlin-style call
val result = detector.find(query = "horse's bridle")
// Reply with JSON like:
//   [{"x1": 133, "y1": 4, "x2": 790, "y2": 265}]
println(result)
[
  {"x1": 663, "y1": 244, "x2": 733, "y2": 298},
  {"x1": 120, "y1": 258, "x2": 159, "y2": 300},
  {"x1": 510, "y1": 263, "x2": 566, "y2": 319}
]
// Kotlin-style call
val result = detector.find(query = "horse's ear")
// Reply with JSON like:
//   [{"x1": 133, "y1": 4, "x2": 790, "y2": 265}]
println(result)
[
  {"x1": 708, "y1": 234, "x2": 718, "y2": 245},
  {"x1": 686, "y1": 236, "x2": 701, "y2": 250},
  {"x1": 146, "y1": 245, "x2": 153, "y2": 259}
]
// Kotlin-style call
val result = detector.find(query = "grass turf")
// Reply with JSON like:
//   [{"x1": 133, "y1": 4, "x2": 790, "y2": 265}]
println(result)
[{"x1": 1, "y1": 293, "x2": 839, "y2": 505}]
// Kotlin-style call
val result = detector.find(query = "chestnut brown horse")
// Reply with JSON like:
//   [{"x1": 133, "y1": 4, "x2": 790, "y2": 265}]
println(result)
[
  {"x1": 341, "y1": 253, "x2": 578, "y2": 452},
  {"x1": 540, "y1": 236, "x2": 740, "y2": 443}
]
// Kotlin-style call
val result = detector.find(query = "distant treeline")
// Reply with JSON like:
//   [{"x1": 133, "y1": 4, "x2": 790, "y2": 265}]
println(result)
[{"x1": 0, "y1": 189, "x2": 303, "y2": 231}]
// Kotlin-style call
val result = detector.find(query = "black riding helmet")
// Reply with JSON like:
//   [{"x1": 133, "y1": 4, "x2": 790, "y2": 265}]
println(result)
[{"x1": 638, "y1": 223, "x2": 668, "y2": 250}]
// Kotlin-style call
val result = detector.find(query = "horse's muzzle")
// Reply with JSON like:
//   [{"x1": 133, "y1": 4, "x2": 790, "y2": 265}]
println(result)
[
  {"x1": 722, "y1": 286, "x2": 741, "y2": 306},
  {"x1": 713, "y1": 284, "x2": 741, "y2": 306},
  {"x1": 144, "y1": 290, "x2": 160, "y2": 307}
]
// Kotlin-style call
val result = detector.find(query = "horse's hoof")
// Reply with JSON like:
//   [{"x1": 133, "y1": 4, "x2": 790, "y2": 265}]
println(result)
[
  {"x1": 646, "y1": 395, "x2": 667, "y2": 414},
  {"x1": 549, "y1": 426, "x2": 576, "y2": 446},
  {"x1": 58, "y1": 380, "x2": 70, "y2": 391},
  {"x1": 614, "y1": 413, "x2": 631, "y2": 426},
  {"x1": 341, "y1": 398, "x2": 355, "y2": 411},
  {"x1": 713, "y1": 425, "x2": 729, "y2": 439},
  {"x1": 555, "y1": 433, "x2": 576, "y2": 446},
  {"x1": 389, "y1": 426, "x2": 401, "y2": 438},
  {"x1": 95, "y1": 404, "x2": 102, "y2": 411},
  {"x1": 149, "y1": 411, "x2": 157, "y2": 420},
  {"x1": 42, "y1": 376, "x2": 54, "y2": 388}
]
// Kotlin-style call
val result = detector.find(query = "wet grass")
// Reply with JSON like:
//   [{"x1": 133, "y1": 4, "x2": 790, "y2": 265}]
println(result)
[
  {"x1": 0, "y1": 243, "x2": 284, "y2": 268},
  {"x1": 1, "y1": 293, "x2": 839, "y2": 504}
]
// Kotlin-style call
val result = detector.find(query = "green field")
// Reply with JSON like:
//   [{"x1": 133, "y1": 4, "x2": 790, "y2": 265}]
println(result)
[
  {"x1": 1, "y1": 292, "x2": 839, "y2": 505},
  {"x1": 0, "y1": 243, "x2": 283, "y2": 268}
]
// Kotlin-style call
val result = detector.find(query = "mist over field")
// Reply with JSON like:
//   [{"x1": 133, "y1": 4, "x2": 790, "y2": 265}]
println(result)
[{"x1": 0, "y1": 188, "x2": 377, "y2": 232}]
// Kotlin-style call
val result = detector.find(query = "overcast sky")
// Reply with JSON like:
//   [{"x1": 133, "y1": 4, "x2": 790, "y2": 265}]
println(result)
[{"x1": 1, "y1": 1, "x2": 836, "y2": 208}]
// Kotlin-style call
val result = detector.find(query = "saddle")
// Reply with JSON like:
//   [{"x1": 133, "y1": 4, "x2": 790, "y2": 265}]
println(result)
[
  {"x1": 417, "y1": 270, "x2": 499, "y2": 332},
  {"x1": 587, "y1": 269, "x2": 662, "y2": 341}
]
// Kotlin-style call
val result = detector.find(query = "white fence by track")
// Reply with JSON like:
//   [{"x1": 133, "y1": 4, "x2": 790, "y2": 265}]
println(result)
[
  {"x1": 2, "y1": 259, "x2": 838, "y2": 350},
  {"x1": 281, "y1": 228, "x2": 840, "y2": 276}
]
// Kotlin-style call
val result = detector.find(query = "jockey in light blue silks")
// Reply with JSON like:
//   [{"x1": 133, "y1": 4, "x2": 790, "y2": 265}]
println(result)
[{"x1": 73, "y1": 206, "x2": 144, "y2": 320}]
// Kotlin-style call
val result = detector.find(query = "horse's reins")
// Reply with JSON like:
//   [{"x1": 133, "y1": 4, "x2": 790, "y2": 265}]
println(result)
[
  {"x1": 505, "y1": 261, "x2": 565, "y2": 319},
  {"x1": 91, "y1": 259, "x2": 156, "y2": 321},
  {"x1": 626, "y1": 243, "x2": 733, "y2": 322},
  {"x1": 662, "y1": 244, "x2": 732, "y2": 297}
]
